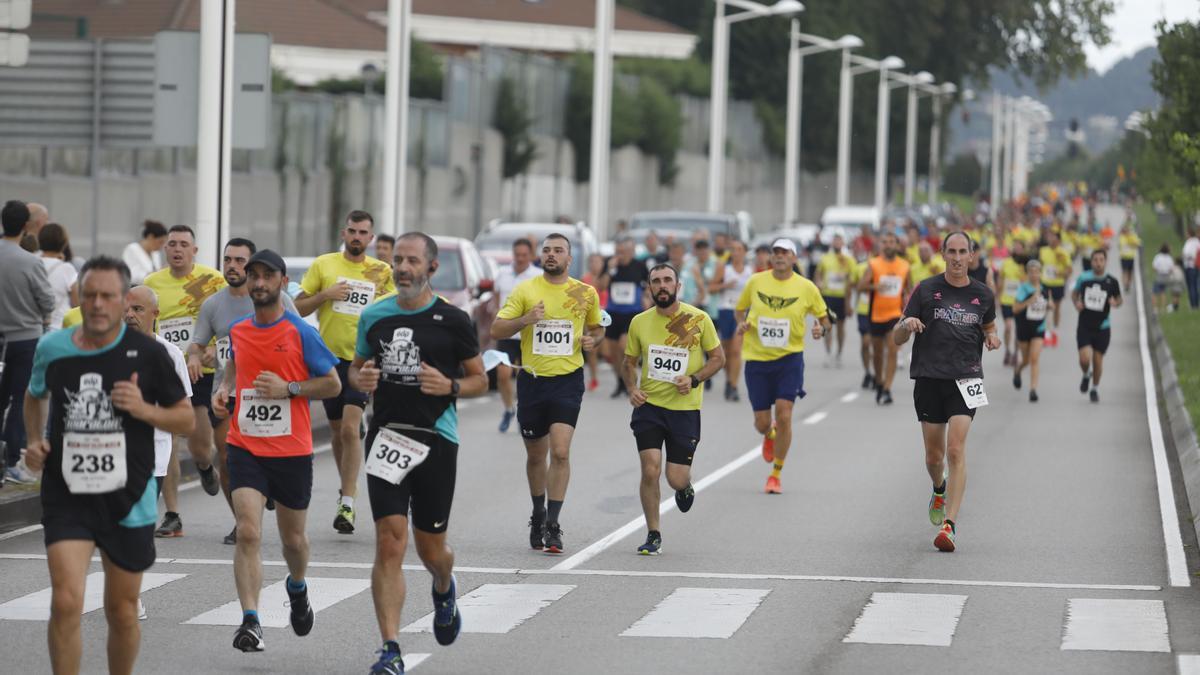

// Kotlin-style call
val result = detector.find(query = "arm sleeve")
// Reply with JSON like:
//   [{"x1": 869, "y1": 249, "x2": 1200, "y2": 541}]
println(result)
[
  {"x1": 299, "y1": 258, "x2": 324, "y2": 297},
  {"x1": 496, "y1": 283, "x2": 526, "y2": 320},
  {"x1": 193, "y1": 296, "x2": 216, "y2": 346},
  {"x1": 807, "y1": 283, "x2": 829, "y2": 319},
  {"x1": 28, "y1": 336, "x2": 53, "y2": 398},
  {"x1": 982, "y1": 292, "x2": 997, "y2": 324},
  {"x1": 299, "y1": 321, "x2": 339, "y2": 377}
]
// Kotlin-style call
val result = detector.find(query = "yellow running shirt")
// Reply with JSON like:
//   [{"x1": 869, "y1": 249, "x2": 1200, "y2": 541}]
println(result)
[
  {"x1": 817, "y1": 251, "x2": 856, "y2": 298},
  {"x1": 61, "y1": 306, "x2": 81, "y2": 329},
  {"x1": 625, "y1": 302, "x2": 719, "y2": 411},
  {"x1": 736, "y1": 270, "x2": 828, "y2": 362},
  {"x1": 1119, "y1": 232, "x2": 1141, "y2": 260},
  {"x1": 854, "y1": 261, "x2": 870, "y2": 316},
  {"x1": 1038, "y1": 246, "x2": 1072, "y2": 288},
  {"x1": 300, "y1": 252, "x2": 395, "y2": 360},
  {"x1": 911, "y1": 255, "x2": 946, "y2": 286},
  {"x1": 998, "y1": 257, "x2": 1025, "y2": 305},
  {"x1": 144, "y1": 264, "x2": 226, "y2": 371},
  {"x1": 497, "y1": 275, "x2": 602, "y2": 377}
]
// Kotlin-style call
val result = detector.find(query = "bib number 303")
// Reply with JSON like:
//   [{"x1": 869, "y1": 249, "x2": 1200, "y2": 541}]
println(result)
[
  {"x1": 955, "y1": 378, "x2": 988, "y2": 409},
  {"x1": 365, "y1": 427, "x2": 431, "y2": 485}
]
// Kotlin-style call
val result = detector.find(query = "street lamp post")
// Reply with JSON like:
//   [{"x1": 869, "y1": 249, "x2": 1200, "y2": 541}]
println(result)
[
  {"x1": 836, "y1": 54, "x2": 903, "y2": 208},
  {"x1": 588, "y1": 0, "x2": 614, "y2": 241},
  {"x1": 382, "y1": 0, "x2": 412, "y2": 236},
  {"x1": 989, "y1": 94, "x2": 1002, "y2": 217},
  {"x1": 927, "y1": 84, "x2": 963, "y2": 206},
  {"x1": 893, "y1": 70, "x2": 933, "y2": 208}
]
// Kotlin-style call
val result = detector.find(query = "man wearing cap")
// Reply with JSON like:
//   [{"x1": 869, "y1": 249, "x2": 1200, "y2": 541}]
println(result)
[{"x1": 735, "y1": 239, "x2": 831, "y2": 494}]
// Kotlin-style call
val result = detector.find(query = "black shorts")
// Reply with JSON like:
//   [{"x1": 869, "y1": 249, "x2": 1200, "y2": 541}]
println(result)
[
  {"x1": 857, "y1": 314, "x2": 871, "y2": 335},
  {"x1": 1015, "y1": 319, "x2": 1045, "y2": 343},
  {"x1": 1121, "y1": 258, "x2": 1135, "y2": 273},
  {"x1": 630, "y1": 403, "x2": 700, "y2": 466},
  {"x1": 869, "y1": 318, "x2": 898, "y2": 337},
  {"x1": 517, "y1": 368, "x2": 584, "y2": 439},
  {"x1": 913, "y1": 377, "x2": 977, "y2": 424},
  {"x1": 823, "y1": 296, "x2": 846, "y2": 322},
  {"x1": 43, "y1": 516, "x2": 156, "y2": 573},
  {"x1": 605, "y1": 311, "x2": 637, "y2": 340},
  {"x1": 1048, "y1": 286, "x2": 1066, "y2": 302},
  {"x1": 226, "y1": 444, "x2": 313, "y2": 510},
  {"x1": 366, "y1": 428, "x2": 457, "y2": 533},
  {"x1": 497, "y1": 338, "x2": 522, "y2": 366},
  {"x1": 1076, "y1": 326, "x2": 1111, "y2": 354},
  {"x1": 190, "y1": 373, "x2": 220, "y2": 427},
  {"x1": 1001, "y1": 304, "x2": 1014, "y2": 319},
  {"x1": 323, "y1": 359, "x2": 371, "y2": 422}
]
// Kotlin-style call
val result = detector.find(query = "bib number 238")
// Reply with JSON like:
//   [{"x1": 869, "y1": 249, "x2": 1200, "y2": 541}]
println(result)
[
  {"x1": 62, "y1": 432, "x2": 127, "y2": 494},
  {"x1": 365, "y1": 427, "x2": 430, "y2": 485}
]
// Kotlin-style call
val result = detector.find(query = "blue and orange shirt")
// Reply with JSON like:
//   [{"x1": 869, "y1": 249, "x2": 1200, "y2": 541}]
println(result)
[{"x1": 225, "y1": 310, "x2": 338, "y2": 457}]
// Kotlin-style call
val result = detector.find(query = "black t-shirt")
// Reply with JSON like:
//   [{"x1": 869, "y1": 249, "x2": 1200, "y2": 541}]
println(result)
[
  {"x1": 1074, "y1": 272, "x2": 1122, "y2": 331},
  {"x1": 968, "y1": 264, "x2": 989, "y2": 284},
  {"x1": 357, "y1": 296, "x2": 479, "y2": 432},
  {"x1": 904, "y1": 275, "x2": 997, "y2": 380},
  {"x1": 30, "y1": 326, "x2": 186, "y2": 528},
  {"x1": 604, "y1": 257, "x2": 650, "y2": 313}
]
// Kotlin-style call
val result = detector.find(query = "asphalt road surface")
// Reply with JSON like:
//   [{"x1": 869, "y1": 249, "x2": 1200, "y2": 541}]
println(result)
[{"x1": 3, "y1": 242, "x2": 1199, "y2": 673}]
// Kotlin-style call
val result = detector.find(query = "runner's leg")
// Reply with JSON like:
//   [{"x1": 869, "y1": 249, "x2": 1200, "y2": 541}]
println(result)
[
  {"x1": 1078, "y1": 345, "x2": 1093, "y2": 376},
  {"x1": 1015, "y1": 342, "x2": 1029, "y2": 378},
  {"x1": 1029, "y1": 338, "x2": 1043, "y2": 391},
  {"x1": 770, "y1": 400, "x2": 796, "y2": 462},
  {"x1": 871, "y1": 335, "x2": 885, "y2": 386},
  {"x1": 163, "y1": 440, "x2": 181, "y2": 515},
  {"x1": 328, "y1": 418, "x2": 345, "y2": 484},
  {"x1": 921, "y1": 421, "x2": 947, "y2": 487},
  {"x1": 372, "y1": 515, "x2": 409, "y2": 642},
  {"x1": 214, "y1": 418, "x2": 233, "y2": 510},
  {"x1": 752, "y1": 409, "x2": 772, "y2": 436},
  {"x1": 639, "y1": 448, "x2": 663, "y2": 532},
  {"x1": 524, "y1": 436, "x2": 549, "y2": 502},
  {"x1": 882, "y1": 338, "x2": 900, "y2": 391},
  {"x1": 47, "y1": 539, "x2": 94, "y2": 675},
  {"x1": 189, "y1": 406, "x2": 214, "y2": 469},
  {"x1": 1092, "y1": 351, "x2": 1104, "y2": 387},
  {"x1": 274, "y1": 503, "x2": 310, "y2": 586},
  {"x1": 232, "y1": 488, "x2": 267, "y2": 612},
  {"x1": 546, "y1": 422, "x2": 576, "y2": 502},
  {"x1": 943, "y1": 415, "x2": 972, "y2": 522},
  {"x1": 835, "y1": 318, "x2": 846, "y2": 357},
  {"x1": 338, "y1": 406, "x2": 364, "y2": 501},
  {"x1": 100, "y1": 552, "x2": 143, "y2": 675},
  {"x1": 664, "y1": 462, "x2": 691, "y2": 493},
  {"x1": 412, "y1": 530, "x2": 454, "y2": 596},
  {"x1": 498, "y1": 365, "x2": 515, "y2": 411}
]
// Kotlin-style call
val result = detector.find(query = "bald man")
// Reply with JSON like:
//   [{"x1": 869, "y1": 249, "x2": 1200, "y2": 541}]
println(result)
[{"x1": 20, "y1": 202, "x2": 48, "y2": 253}]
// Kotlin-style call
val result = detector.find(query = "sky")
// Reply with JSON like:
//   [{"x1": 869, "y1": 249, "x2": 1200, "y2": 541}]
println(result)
[{"x1": 1086, "y1": 0, "x2": 1200, "y2": 73}]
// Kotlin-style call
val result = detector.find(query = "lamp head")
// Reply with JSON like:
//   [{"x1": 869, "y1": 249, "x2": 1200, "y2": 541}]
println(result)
[
  {"x1": 880, "y1": 55, "x2": 905, "y2": 70},
  {"x1": 944, "y1": 83, "x2": 961, "y2": 96},
  {"x1": 769, "y1": 0, "x2": 805, "y2": 15},
  {"x1": 914, "y1": 71, "x2": 935, "y2": 84},
  {"x1": 836, "y1": 34, "x2": 863, "y2": 49}
]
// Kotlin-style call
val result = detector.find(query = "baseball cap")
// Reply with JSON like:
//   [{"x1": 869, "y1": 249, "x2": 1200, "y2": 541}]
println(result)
[
  {"x1": 246, "y1": 249, "x2": 287, "y2": 274},
  {"x1": 770, "y1": 238, "x2": 797, "y2": 254}
]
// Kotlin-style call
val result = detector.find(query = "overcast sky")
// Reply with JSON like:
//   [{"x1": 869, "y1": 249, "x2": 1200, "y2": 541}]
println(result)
[{"x1": 1086, "y1": 0, "x2": 1200, "y2": 73}]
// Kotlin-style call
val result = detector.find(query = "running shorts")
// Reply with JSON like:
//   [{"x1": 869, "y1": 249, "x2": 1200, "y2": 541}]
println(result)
[
  {"x1": 1001, "y1": 304, "x2": 1014, "y2": 320},
  {"x1": 517, "y1": 368, "x2": 584, "y2": 439},
  {"x1": 604, "y1": 311, "x2": 637, "y2": 341},
  {"x1": 43, "y1": 517, "x2": 155, "y2": 573},
  {"x1": 913, "y1": 377, "x2": 977, "y2": 424},
  {"x1": 631, "y1": 403, "x2": 700, "y2": 466},
  {"x1": 323, "y1": 359, "x2": 371, "y2": 421},
  {"x1": 1076, "y1": 326, "x2": 1111, "y2": 354},
  {"x1": 716, "y1": 309, "x2": 739, "y2": 341},
  {"x1": 226, "y1": 444, "x2": 314, "y2": 510},
  {"x1": 822, "y1": 296, "x2": 846, "y2": 323},
  {"x1": 497, "y1": 338, "x2": 522, "y2": 366},
  {"x1": 869, "y1": 318, "x2": 899, "y2": 337},
  {"x1": 744, "y1": 352, "x2": 806, "y2": 412},
  {"x1": 366, "y1": 428, "x2": 457, "y2": 533}
]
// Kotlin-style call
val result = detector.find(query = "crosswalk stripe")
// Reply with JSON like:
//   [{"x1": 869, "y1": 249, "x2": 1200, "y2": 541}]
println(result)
[
  {"x1": 184, "y1": 576, "x2": 371, "y2": 628},
  {"x1": 406, "y1": 653, "x2": 431, "y2": 670},
  {"x1": 0, "y1": 572, "x2": 187, "y2": 621},
  {"x1": 402, "y1": 583, "x2": 574, "y2": 635},
  {"x1": 620, "y1": 587, "x2": 770, "y2": 639},
  {"x1": 1060, "y1": 598, "x2": 1170, "y2": 652},
  {"x1": 843, "y1": 592, "x2": 967, "y2": 647},
  {"x1": 1178, "y1": 654, "x2": 1200, "y2": 675}
]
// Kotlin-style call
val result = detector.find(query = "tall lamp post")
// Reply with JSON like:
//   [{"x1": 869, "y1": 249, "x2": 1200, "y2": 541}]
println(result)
[
  {"x1": 382, "y1": 0, "x2": 412, "y2": 236},
  {"x1": 888, "y1": 69, "x2": 934, "y2": 208},
  {"x1": 708, "y1": 0, "x2": 804, "y2": 213},
  {"x1": 928, "y1": 84, "x2": 967, "y2": 206},
  {"x1": 835, "y1": 53, "x2": 904, "y2": 207},
  {"x1": 588, "y1": 0, "x2": 614, "y2": 241},
  {"x1": 783, "y1": 27, "x2": 861, "y2": 224}
]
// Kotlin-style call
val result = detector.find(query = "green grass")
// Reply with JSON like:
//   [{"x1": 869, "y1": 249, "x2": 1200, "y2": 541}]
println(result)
[{"x1": 907, "y1": 191, "x2": 976, "y2": 217}]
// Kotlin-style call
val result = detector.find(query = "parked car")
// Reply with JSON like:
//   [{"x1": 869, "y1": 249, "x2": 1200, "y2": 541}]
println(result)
[
  {"x1": 629, "y1": 210, "x2": 753, "y2": 244},
  {"x1": 474, "y1": 220, "x2": 598, "y2": 279},
  {"x1": 820, "y1": 205, "x2": 881, "y2": 232},
  {"x1": 432, "y1": 236, "x2": 499, "y2": 351}
]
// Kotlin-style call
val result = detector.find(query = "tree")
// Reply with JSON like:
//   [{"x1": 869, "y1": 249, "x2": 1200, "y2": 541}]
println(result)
[
  {"x1": 943, "y1": 153, "x2": 982, "y2": 196},
  {"x1": 493, "y1": 77, "x2": 538, "y2": 180},
  {"x1": 617, "y1": 0, "x2": 703, "y2": 33},
  {"x1": 306, "y1": 39, "x2": 444, "y2": 100},
  {"x1": 1142, "y1": 18, "x2": 1200, "y2": 227}
]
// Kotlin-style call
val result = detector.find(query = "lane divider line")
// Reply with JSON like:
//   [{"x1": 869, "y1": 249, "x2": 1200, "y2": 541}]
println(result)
[
  {"x1": 802, "y1": 412, "x2": 828, "y2": 425},
  {"x1": 840, "y1": 392, "x2": 859, "y2": 403}
]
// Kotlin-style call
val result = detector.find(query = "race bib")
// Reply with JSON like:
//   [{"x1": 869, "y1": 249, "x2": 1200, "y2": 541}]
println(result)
[
  {"x1": 646, "y1": 344, "x2": 688, "y2": 383},
  {"x1": 365, "y1": 427, "x2": 430, "y2": 485},
  {"x1": 237, "y1": 389, "x2": 292, "y2": 437},
  {"x1": 532, "y1": 319, "x2": 574, "y2": 356},
  {"x1": 62, "y1": 433, "x2": 127, "y2": 494},
  {"x1": 215, "y1": 336, "x2": 232, "y2": 369},
  {"x1": 757, "y1": 317, "x2": 790, "y2": 348},
  {"x1": 158, "y1": 317, "x2": 195, "y2": 350},
  {"x1": 825, "y1": 273, "x2": 846, "y2": 293},
  {"x1": 1026, "y1": 296, "x2": 1048, "y2": 321},
  {"x1": 1083, "y1": 285, "x2": 1107, "y2": 312},
  {"x1": 1121, "y1": 242, "x2": 1136, "y2": 256},
  {"x1": 878, "y1": 275, "x2": 902, "y2": 297},
  {"x1": 610, "y1": 282, "x2": 637, "y2": 305},
  {"x1": 1043, "y1": 265, "x2": 1059, "y2": 281},
  {"x1": 332, "y1": 277, "x2": 376, "y2": 317},
  {"x1": 955, "y1": 378, "x2": 988, "y2": 409},
  {"x1": 1003, "y1": 278, "x2": 1021, "y2": 299}
]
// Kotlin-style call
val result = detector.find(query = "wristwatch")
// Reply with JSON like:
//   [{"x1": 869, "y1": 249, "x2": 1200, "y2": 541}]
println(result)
[
  {"x1": 690, "y1": 375, "x2": 701, "y2": 390},
  {"x1": 287, "y1": 381, "x2": 301, "y2": 398},
  {"x1": 450, "y1": 379, "x2": 460, "y2": 396}
]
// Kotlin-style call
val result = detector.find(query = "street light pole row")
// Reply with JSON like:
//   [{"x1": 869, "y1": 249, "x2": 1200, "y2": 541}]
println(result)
[{"x1": 988, "y1": 94, "x2": 1051, "y2": 217}]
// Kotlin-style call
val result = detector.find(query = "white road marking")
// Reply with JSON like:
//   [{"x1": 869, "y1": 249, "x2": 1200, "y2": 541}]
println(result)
[
  {"x1": 402, "y1": 583, "x2": 574, "y2": 634},
  {"x1": 843, "y1": 592, "x2": 967, "y2": 647},
  {"x1": 802, "y1": 411, "x2": 828, "y2": 425},
  {"x1": 620, "y1": 587, "x2": 769, "y2": 639},
  {"x1": 184, "y1": 576, "x2": 370, "y2": 627},
  {"x1": 840, "y1": 392, "x2": 859, "y2": 403},
  {"x1": 0, "y1": 572, "x2": 186, "y2": 621},
  {"x1": 1060, "y1": 598, "x2": 1170, "y2": 652},
  {"x1": 1178, "y1": 654, "x2": 1200, "y2": 675},
  {"x1": 406, "y1": 653, "x2": 432, "y2": 670},
  {"x1": 1134, "y1": 259, "x2": 1190, "y2": 587},
  {"x1": 0, "y1": 524, "x2": 42, "y2": 542}
]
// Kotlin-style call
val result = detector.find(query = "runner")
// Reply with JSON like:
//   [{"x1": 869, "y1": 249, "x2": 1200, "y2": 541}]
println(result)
[
  {"x1": 853, "y1": 255, "x2": 874, "y2": 390},
  {"x1": 190, "y1": 238, "x2": 297, "y2": 544},
  {"x1": 893, "y1": 231, "x2": 1000, "y2": 553},
  {"x1": 348, "y1": 232, "x2": 486, "y2": 674},
  {"x1": 735, "y1": 239, "x2": 830, "y2": 494},
  {"x1": 622, "y1": 263, "x2": 724, "y2": 554},
  {"x1": 1117, "y1": 222, "x2": 1142, "y2": 291},
  {"x1": 597, "y1": 237, "x2": 650, "y2": 399},
  {"x1": 142, "y1": 225, "x2": 224, "y2": 539},
  {"x1": 295, "y1": 210, "x2": 395, "y2": 534},
  {"x1": 1012, "y1": 260, "x2": 1052, "y2": 402},
  {"x1": 710, "y1": 239, "x2": 752, "y2": 400},
  {"x1": 494, "y1": 239, "x2": 541, "y2": 431},
  {"x1": 374, "y1": 234, "x2": 395, "y2": 269},
  {"x1": 581, "y1": 252, "x2": 609, "y2": 391},
  {"x1": 856, "y1": 231, "x2": 911, "y2": 405},
  {"x1": 1071, "y1": 249, "x2": 1122, "y2": 403},
  {"x1": 995, "y1": 240, "x2": 1027, "y2": 366},
  {"x1": 212, "y1": 249, "x2": 341, "y2": 653},
  {"x1": 909, "y1": 241, "x2": 946, "y2": 287},
  {"x1": 814, "y1": 235, "x2": 856, "y2": 368},
  {"x1": 1037, "y1": 230, "x2": 1073, "y2": 347},
  {"x1": 491, "y1": 233, "x2": 603, "y2": 553},
  {"x1": 23, "y1": 256, "x2": 193, "y2": 674}
]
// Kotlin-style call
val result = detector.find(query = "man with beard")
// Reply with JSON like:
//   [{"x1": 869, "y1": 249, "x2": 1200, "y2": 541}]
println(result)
[
  {"x1": 295, "y1": 210, "x2": 395, "y2": 535},
  {"x1": 492, "y1": 233, "x2": 604, "y2": 554},
  {"x1": 189, "y1": 238, "x2": 297, "y2": 544},
  {"x1": 348, "y1": 232, "x2": 488, "y2": 675},
  {"x1": 143, "y1": 225, "x2": 224, "y2": 537},
  {"x1": 856, "y1": 230, "x2": 912, "y2": 405},
  {"x1": 621, "y1": 264, "x2": 724, "y2": 555},
  {"x1": 212, "y1": 250, "x2": 340, "y2": 653}
]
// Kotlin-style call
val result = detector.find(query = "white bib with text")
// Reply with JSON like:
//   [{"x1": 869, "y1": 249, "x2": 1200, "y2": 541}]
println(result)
[
  {"x1": 532, "y1": 319, "x2": 574, "y2": 356},
  {"x1": 956, "y1": 378, "x2": 989, "y2": 409},
  {"x1": 332, "y1": 277, "x2": 376, "y2": 317},
  {"x1": 158, "y1": 317, "x2": 195, "y2": 350},
  {"x1": 646, "y1": 344, "x2": 689, "y2": 383},
  {"x1": 610, "y1": 282, "x2": 637, "y2": 305},
  {"x1": 237, "y1": 389, "x2": 292, "y2": 437},
  {"x1": 365, "y1": 427, "x2": 431, "y2": 485},
  {"x1": 878, "y1": 275, "x2": 903, "y2": 297},
  {"x1": 1083, "y1": 285, "x2": 1107, "y2": 312},
  {"x1": 757, "y1": 317, "x2": 790, "y2": 348},
  {"x1": 62, "y1": 432, "x2": 127, "y2": 494}
]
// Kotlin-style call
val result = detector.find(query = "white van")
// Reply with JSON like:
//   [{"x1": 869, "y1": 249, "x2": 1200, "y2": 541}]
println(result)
[{"x1": 820, "y1": 205, "x2": 881, "y2": 232}]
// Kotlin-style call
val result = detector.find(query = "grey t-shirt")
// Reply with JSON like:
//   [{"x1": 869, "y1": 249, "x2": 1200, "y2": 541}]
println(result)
[{"x1": 193, "y1": 287, "x2": 297, "y2": 378}]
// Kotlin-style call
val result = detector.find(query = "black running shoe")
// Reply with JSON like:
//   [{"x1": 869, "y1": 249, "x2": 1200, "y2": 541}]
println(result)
[
  {"x1": 223, "y1": 526, "x2": 237, "y2": 545},
  {"x1": 1012, "y1": 373, "x2": 1021, "y2": 390},
  {"x1": 543, "y1": 522, "x2": 564, "y2": 554},
  {"x1": 198, "y1": 463, "x2": 220, "y2": 496},
  {"x1": 370, "y1": 644, "x2": 405, "y2": 674},
  {"x1": 675, "y1": 485, "x2": 695, "y2": 513},
  {"x1": 431, "y1": 575, "x2": 461, "y2": 646},
  {"x1": 861, "y1": 373, "x2": 874, "y2": 390},
  {"x1": 286, "y1": 578, "x2": 314, "y2": 636},
  {"x1": 1080, "y1": 373, "x2": 1090, "y2": 394},
  {"x1": 266, "y1": 497, "x2": 275, "y2": 511},
  {"x1": 233, "y1": 616, "x2": 265, "y2": 652},
  {"x1": 528, "y1": 512, "x2": 545, "y2": 550},
  {"x1": 1090, "y1": 389, "x2": 1099, "y2": 403},
  {"x1": 875, "y1": 384, "x2": 883, "y2": 403},
  {"x1": 610, "y1": 380, "x2": 627, "y2": 399},
  {"x1": 637, "y1": 531, "x2": 662, "y2": 556},
  {"x1": 880, "y1": 390, "x2": 894, "y2": 405},
  {"x1": 155, "y1": 512, "x2": 182, "y2": 538},
  {"x1": 1029, "y1": 390, "x2": 1039, "y2": 403}
]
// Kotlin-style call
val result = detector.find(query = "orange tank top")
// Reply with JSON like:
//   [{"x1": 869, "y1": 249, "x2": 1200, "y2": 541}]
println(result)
[{"x1": 869, "y1": 256, "x2": 910, "y2": 322}]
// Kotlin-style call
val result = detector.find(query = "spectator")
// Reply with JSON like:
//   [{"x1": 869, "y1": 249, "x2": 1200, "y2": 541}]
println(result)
[
  {"x1": 122, "y1": 219, "x2": 168, "y2": 283},
  {"x1": 0, "y1": 200, "x2": 55, "y2": 483},
  {"x1": 1182, "y1": 226, "x2": 1200, "y2": 309},
  {"x1": 38, "y1": 223, "x2": 79, "y2": 330},
  {"x1": 374, "y1": 233, "x2": 395, "y2": 267},
  {"x1": 1152, "y1": 243, "x2": 1175, "y2": 314},
  {"x1": 18, "y1": 202, "x2": 48, "y2": 253},
  {"x1": 1168, "y1": 257, "x2": 1186, "y2": 313}
]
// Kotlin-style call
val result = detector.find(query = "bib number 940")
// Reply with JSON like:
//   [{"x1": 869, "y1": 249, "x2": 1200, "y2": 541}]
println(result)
[{"x1": 646, "y1": 344, "x2": 688, "y2": 383}]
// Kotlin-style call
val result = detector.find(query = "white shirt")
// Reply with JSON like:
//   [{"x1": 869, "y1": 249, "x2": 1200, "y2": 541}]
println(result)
[
  {"x1": 1152, "y1": 253, "x2": 1176, "y2": 280},
  {"x1": 123, "y1": 241, "x2": 162, "y2": 284},
  {"x1": 153, "y1": 334, "x2": 193, "y2": 477},
  {"x1": 495, "y1": 263, "x2": 540, "y2": 308},
  {"x1": 719, "y1": 261, "x2": 754, "y2": 310},
  {"x1": 1182, "y1": 237, "x2": 1200, "y2": 270},
  {"x1": 41, "y1": 257, "x2": 77, "y2": 331}
]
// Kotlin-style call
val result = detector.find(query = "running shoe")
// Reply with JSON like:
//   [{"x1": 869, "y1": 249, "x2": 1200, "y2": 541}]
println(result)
[
  {"x1": 637, "y1": 531, "x2": 662, "y2": 556},
  {"x1": 1003, "y1": 352, "x2": 1012, "y2": 366},
  {"x1": 934, "y1": 521, "x2": 956, "y2": 552},
  {"x1": 233, "y1": 616, "x2": 265, "y2": 652},
  {"x1": 704, "y1": 379, "x2": 712, "y2": 391},
  {"x1": 498, "y1": 409, "x2": 515, "y2": 433},
  {"x1": 286, "y1": 577, "x2": 314, "y2": 636},
  {"x1": 198, "y1": 463, "x2": 220, "y2": 496},
  {"x1": 875, "y1": 384, "x2": 883, "y2": 404},
  {"x1": 432, "y1": 575, "x2": 461, "y2": 646},
  {"x1": 610, "y1": 380, "x2": 627, "y2": 399},
  {"x1": 928, "y1": 491, "x2": 946, "y2": 526},
  {"x1": 675, "y1": 485, "x2": 695, "y2": 513},
  {"x1": 729, "y1": 389, "x2": 740, "y2": 402},
  {"x1": 543, "y1": 522, "x2": 564, "y2": 554},
  {"x1": 861, "y1": 373, "x2": 874, "y2": 390},
  {"x1": 588, "y1": 377, "x2": 599, "y2": 392},
  {"x1": 724, "y1": 383, "x2": 734, "y2": 401},
  {"x1": 1080, "y1": 373, "x2": 1091, "y2": 394},
  {"x1": 761, "y1": 426, "x2": 776, "y2": 463},
  {"x1": 1090, "y1": 389, "x2": 1099, "y2": 403},
  {"x1": 138, "y1": 598, "x2": 147, "y2": 621},
  {"x1": 155, "y1": 512, "x2": 183, "y2": 538},
  {"x1": 1012, "y1": 373, "x2": 1021, "y2": 390},
  {"x1": 223, "y1": 526, "x2": 237, "y2": 545},
  {"x1": 370, "y1": 645, "x2": 405, "y2": 675},
  {"x1": 334, "y1": 501, "x2": 355, "y2": 534},
  {"x1": 1029, "y1": 390, "x2": 1039, "y2": 403},
  {"x1": 5, "y1": 462, "x2": 38, "y2": 485},
  {"x1": 765, "y1": 475, "x2": 781, "y2": 494},
  {"x1": 880, "y1": 390, "x2": 894, "y2": 405},
  {"x1": 528, "y1": 512, "x2": 545, "y2": 550}
]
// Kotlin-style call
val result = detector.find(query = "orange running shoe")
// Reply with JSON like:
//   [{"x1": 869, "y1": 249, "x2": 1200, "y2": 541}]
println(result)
[
  {"x1": 761, "y1": 426, "x2": 776, "y2": 463},
  {"x1": 588, "y1": 378, "x2": 599, "y2": 391},
  {"x1": 764, "y1": 475, "x2": 781, "y2": 494},
  {"x1": 934, "y1": 522, "x2": 955, "y2": 552}
]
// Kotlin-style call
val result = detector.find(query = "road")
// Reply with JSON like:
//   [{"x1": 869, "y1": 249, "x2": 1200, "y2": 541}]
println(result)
[{"x1": 3, "y1": 245, "x2": 1199, "y2": 673}]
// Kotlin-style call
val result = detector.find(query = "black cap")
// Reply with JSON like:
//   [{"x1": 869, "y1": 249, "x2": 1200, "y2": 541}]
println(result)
[{"x1": 246, "y1": 249, "x2": 286, "y2": 274}]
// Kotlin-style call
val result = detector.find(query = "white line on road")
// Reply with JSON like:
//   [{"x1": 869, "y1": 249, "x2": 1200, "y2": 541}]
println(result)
[
  {"x1": 843, "y1": 592, "x2": 967, "y2": 646},
  {"x1": 406, "y1": 654, "x2": 432, "y2": 670},
  {"x1": 1060, "y1": 598, "x2": 1171, "y2": 652},
  {"x1": 0, "y1": 572, "x2": 186, "y2": 621},
  {"x1": 402, "y1": 583, "x2": 574, "y2": 634},
  {"x1": 620, "y1": 587, "x2": 770, "y2": 639},
  {"x1": 185, "y1": 576, "x2": 371, "y2": 627},
  {"x1": 1134, "y1": 259, "x2": 1191, "y2": 587},
  {"x1": 802, "y1": 411, "x2": 827, "y2": 425},
  {"x1": 840, "y1": 392, "x2": 859, "y2": 403},
  {"x1": 1178, "y1": 654, "x2": 1200, "y2": 675}
]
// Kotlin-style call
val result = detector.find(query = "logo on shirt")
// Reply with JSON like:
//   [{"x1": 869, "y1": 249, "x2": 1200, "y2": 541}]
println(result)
[
  {"x1": 933, "y1": 292, "x2": 943, "y2": 301},
  {"x1": 756, "y1": 292, "x2": 798, "y2": 311},
  {"x1": 64, "y1": 373, "x2": 123, "y2": 433},
  {"x1": 971, "y1": 297, "x2": 981, "y2": 305},
  {"x1": 182, "y1": 274, "x2": 225, "y2": 313},
  {"x1": 932, "y1": 307, "x2": 983, "y2": 326},
  {"x1": 664, "y1": 312, "x2": 705, "y2": 349},
  {"x1": 379, "y1": 327, "x2": 421, "y2": 384},
  {"x1": 563, "y1": 281, "x2": 594, "y2": 320},
  {"x1": 362, "y1": 263, "x2": 393, "y2": 295}
]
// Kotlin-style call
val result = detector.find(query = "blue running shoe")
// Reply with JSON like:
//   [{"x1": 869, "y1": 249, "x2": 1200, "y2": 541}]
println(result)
[
  {"x1": 674, "y1": 485, "x2": 695, "y2": 513},
  {"x1": 369, "y1": 642, "x2": 405, "y2": 674},
  {"x1": 286, "y1": 577, "x2": 314, "y2": 636},
  {"x1": 432, "y1": 575, "x2": 461, "y2": 646},
  {"x1": 499, "y1": 409, "x2": 515, "y2": 433},
  {"x1": 636, "y1": 531, "x2": 662, "y2": 556}
]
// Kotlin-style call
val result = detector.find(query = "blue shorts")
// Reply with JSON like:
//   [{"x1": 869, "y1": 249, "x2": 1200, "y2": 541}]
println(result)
[
  {"x1": 857, "y1": 314, "x2": 871, "y2": 334},
  {"x1": 744, "y1": 352, "x2": 806, "y2": 412},
  {"x1": 517, "y1": 368, "x2": 584, "y2": 439},
  {"x1": 822, "y1": 296, "x2": 846, "y2": 322},
  {"x1": 716, "y1": 309, "x2": 738, "y2": 340}
]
